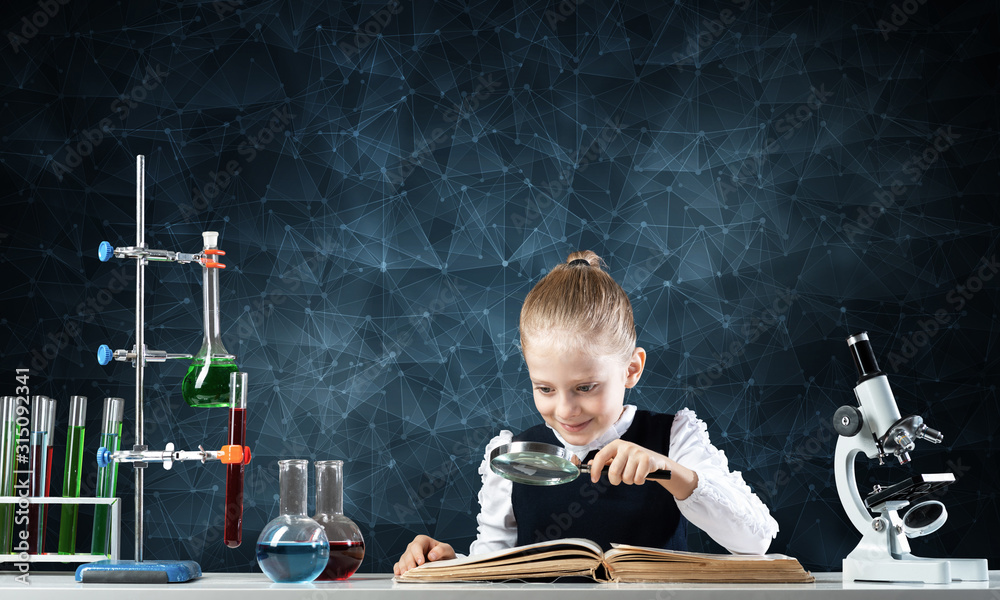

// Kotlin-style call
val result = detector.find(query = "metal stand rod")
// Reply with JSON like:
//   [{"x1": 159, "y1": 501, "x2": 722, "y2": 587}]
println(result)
[{"x1": 134, "y1": 154, "x2": 146, "y2": 563}]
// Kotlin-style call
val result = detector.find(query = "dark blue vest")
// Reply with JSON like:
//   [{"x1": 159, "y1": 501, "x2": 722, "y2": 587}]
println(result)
[{"x1": 511, "y1": 410, "x2": 687, "y2": 551}]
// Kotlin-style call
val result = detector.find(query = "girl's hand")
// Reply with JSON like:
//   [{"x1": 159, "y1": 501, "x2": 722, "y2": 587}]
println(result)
[
  {"x1": 588, "y1": 440, "x2": 698, "y2": 499},
  {"x1": 588, "y1": 439, "x2": 669, "y2": 485},
  {"x1": 393, "y1": 535, "x2": 456, "y2": 575}
]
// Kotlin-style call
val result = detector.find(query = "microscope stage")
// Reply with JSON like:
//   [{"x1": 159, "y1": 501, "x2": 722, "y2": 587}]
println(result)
[{"x1": 864, "y1": 473, "x2": 955, "y2": 509}]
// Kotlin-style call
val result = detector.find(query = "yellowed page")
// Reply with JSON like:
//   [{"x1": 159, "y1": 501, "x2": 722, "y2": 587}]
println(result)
[{"x1": 395, "y1": 538, "x2": 604, "y2": 582}]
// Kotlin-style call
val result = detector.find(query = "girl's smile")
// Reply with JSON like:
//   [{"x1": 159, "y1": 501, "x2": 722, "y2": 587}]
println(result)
[{"x1": 558, "y1": 419, "x2": 592, "y2": 432}]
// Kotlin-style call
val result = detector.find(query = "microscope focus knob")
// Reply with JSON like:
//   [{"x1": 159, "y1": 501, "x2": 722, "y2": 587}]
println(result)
[{"x1": 833, "y1": 405, "x2": 863, "y2": 437}]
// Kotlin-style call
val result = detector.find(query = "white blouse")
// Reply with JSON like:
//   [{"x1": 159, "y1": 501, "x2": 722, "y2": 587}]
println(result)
[{"x1": 467, "y1": 405, "x2": 779, "y2": 556}]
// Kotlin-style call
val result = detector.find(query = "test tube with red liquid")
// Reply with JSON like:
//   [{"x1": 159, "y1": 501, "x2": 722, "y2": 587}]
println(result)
[
  {"x1": 41, "y1": 397, "x2": 56, "y2": 549},
  {"x1": 27, "y1": 396, "x2": 54, "y2": 554},
  {"x1": 224, "y1": 371, "x2": 248, "y2": 548}
]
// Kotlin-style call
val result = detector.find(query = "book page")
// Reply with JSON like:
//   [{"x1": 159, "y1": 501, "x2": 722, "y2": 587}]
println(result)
[
  {"x1": 408, "y1": 538, "x2": 604, "y2": 571},
  {"x1": 606, "y1": 543, "x2": 796, "y2": 562}
]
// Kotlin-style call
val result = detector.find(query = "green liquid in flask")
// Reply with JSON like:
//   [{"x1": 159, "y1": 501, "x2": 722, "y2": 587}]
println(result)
[{"x1": 182, "y1": 358, "x2": 239, "y2": 408}]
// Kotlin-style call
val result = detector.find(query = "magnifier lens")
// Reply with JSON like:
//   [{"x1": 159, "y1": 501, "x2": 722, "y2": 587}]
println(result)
[{"x1": 490, "y1": 451, "x2": 580, "y2": 485}]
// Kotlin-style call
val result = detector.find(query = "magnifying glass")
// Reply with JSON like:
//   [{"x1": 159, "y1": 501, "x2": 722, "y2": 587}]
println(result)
[{"x1": 489, "y1": 441, "x2": 672, "y2": 486}]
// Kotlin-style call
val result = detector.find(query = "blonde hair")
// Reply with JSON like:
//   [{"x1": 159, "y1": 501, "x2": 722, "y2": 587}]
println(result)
[{"x1": 519, "y1": 250, "x2": 636, "y2": 362}]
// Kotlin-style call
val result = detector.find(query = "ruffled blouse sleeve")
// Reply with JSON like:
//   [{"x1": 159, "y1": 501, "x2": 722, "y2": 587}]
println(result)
[
  {"x1": 670, "y1": 408, "x2": 779, "y2": 555},
  {"x1": 467, "y1": 430, "x2": 518, "y2": 555}
]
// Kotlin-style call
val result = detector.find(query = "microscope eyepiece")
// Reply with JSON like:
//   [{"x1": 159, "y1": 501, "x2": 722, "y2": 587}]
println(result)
[{"x1": 847, "y1": 332, "x2": 883, "y2": 383}]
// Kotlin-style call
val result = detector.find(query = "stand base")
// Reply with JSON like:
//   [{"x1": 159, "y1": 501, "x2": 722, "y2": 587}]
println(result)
[
  {"x1": 75, "y1": 560, "x2": 202, "y2": 583},
  {"x1": 844, "y1": 554, "x2": 988, "y2": 584}
]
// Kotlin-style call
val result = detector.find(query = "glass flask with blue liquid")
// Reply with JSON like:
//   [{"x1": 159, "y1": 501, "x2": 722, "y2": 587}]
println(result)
[{"x1": 256, "y1": 459, "x2": 329, "y2": 583}]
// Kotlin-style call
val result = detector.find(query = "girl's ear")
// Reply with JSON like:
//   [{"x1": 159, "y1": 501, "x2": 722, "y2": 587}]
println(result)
[{"x1": 624, "y1": 347, "x2": 646, "y2": 388}]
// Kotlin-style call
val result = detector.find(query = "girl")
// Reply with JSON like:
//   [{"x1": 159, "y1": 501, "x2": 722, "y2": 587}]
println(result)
[{"x1": 394, "y1": 251, "x2": 778, "y2": 575}]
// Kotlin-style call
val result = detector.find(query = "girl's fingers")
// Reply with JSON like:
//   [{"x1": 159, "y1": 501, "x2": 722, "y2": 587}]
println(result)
[
  {"x1": 396, "y1": 535, "x2": 443, "y2": 575},
  {"x1": 428, "y1": 543, "x2": 442, "y2": 560},
  {"x1": 621, "y1": 453, "x2": 640, "y2": 484},
  {"x1": 397, "y1": 556, "x2": 413, "y2": 575},
  {"x1": 589, "y1": 442, "x2": 619, "y2": 482},
  {"x1": 429, "y1": 542, "x2": 454, "y2": 561},
  {"x1": 608, "y1": 452, "x2": 629, "y2": 485},
  {"x1": 634, "y1": 453, "x2": 649, "y2": 485}
]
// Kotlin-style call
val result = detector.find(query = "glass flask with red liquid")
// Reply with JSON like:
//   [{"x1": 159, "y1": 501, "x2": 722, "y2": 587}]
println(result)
[{"x1": 312, "y1": 460, "x2": 365, "y2": 580}]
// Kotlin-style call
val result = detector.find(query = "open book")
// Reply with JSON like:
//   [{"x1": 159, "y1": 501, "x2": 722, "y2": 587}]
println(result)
[{"x1": 395, "y1": 538, "x2": 815, "y2": 583}]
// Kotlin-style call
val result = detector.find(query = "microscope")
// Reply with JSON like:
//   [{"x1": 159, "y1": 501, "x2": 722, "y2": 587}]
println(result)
[{"x1": 832, "y1": 332, "x2": 987, "y2": 583}]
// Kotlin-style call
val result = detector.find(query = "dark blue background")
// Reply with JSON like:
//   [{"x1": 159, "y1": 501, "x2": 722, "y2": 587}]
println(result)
[{"x1": 1, "y1": 0, "x2": 998, "y2": 574}]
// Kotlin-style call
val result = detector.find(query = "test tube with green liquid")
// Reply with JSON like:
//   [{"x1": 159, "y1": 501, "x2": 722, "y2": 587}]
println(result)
[
  {"x1": 58, "y1": 396, "x2": 87, "y2": 555},
  {"x1": 91, "y1": 397, "x2": 123, "y2": 556},
  {"x1": 0, "y1": 397, "x2": 18, "y2": 555}
]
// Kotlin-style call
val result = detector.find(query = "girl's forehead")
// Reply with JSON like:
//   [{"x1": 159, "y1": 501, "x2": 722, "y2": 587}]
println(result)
[
  {"x1": 523, "y1": 328, "x2": 622, "y2": 357},
  {"x1": 523, "y1": 337, "x2": 627, "y2": 374}
]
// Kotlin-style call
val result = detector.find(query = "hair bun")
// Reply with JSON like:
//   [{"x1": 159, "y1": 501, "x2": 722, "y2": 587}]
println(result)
[{"x1": 565, "y1": 250, "x2": 603, "y2": 269}]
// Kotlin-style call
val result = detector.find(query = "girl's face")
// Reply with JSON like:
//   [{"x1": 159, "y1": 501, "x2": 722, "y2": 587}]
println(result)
[{"x1": 523, "y1": 333, "x2": 645, "y2": 446}]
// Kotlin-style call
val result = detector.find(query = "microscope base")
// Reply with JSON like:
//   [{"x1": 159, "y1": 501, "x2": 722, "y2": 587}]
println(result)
[{"x1": 843, "y1": 549, "x2": 988, "y2": 584}]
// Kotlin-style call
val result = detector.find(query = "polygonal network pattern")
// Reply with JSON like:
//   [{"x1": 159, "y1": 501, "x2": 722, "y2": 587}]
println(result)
[{"x1": 0, "y1": 0, "x2": 998, "y2": 573}]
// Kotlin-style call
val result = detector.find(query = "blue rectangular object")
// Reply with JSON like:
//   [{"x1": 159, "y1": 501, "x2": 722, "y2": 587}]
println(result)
[{"x1": 75, "y1": 560, "x2": 202, "y2": 583}]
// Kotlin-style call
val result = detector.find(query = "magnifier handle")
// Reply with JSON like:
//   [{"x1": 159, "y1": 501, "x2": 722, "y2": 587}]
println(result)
[
  {"x1": 645, "y1": 469, "x2": 672, "y2": 481},
  {"x1": 580, "y1": 466, "x2": 671, "y2": 481}
]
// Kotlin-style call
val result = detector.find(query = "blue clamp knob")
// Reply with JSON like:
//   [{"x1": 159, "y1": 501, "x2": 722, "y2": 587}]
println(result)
[
  {"x1": 97, "y1": 447, "x2": 110, "y2": 468},
  {"x1": 98, "y1": 241, "x2": 114, "y2": 262},
  {"x1": 97, "y1": 345, "x2": 113, "y2": 366}
]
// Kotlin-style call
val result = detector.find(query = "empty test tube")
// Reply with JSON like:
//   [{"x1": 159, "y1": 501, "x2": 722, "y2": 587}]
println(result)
[
  {"x1": 0, "y1": 397, "x2": 17, "y2": 555},
  {"x1": 28, "y1": 396, "x2": 54, "y2": 554},
  {"x1": 224, "y1": 372, "x2": 248, "y2": 548},
  {"x1": 58, "y1": 396, "x2": 87, "y2": 555},
  {"x1": 91, "y1": 397, "x2": 124, "y2": 556}
]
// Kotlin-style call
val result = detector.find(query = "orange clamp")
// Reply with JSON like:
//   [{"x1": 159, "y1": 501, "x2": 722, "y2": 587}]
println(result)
[
  {"x1": 219, "y1": 445, "x2": 244, "y2": 465},
  {"x1": 201, "y1": 255, "x2": 227, "y2": 268},
  {"x1": 205, "y1": 249, "x2": 226, "y2": 256}
]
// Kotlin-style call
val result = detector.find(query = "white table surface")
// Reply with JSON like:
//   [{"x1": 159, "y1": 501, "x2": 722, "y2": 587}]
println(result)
[{"x1": 1, "y1": 571, "x2": 999, "y2": 599}]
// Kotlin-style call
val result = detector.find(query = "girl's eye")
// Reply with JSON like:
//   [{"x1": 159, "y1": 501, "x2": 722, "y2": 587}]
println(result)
[
  {"x1": 536, "y1": 386, "x2": 552, "y2": 394},
  {"x1": 577, "y1": 384, "x2": 595, "y2": 392}
]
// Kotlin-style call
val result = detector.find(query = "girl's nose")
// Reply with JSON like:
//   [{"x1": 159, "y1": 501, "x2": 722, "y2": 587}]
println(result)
[{"x1": 555, "y1": 392, "x2": 581, "y2": 419}]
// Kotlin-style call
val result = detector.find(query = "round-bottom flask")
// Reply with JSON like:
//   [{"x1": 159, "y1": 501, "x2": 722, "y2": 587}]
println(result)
[
  {"x1": 312, "y1": 460, "x2": 364, "y2": 580},
  {"x1": 256, "y1": 460, "x2": 329, "y2": 583}
]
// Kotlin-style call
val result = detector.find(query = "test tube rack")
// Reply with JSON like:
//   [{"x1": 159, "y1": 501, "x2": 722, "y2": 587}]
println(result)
[{"x1": 0, "y1": 497, "x2": 120, "y2": 563}]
